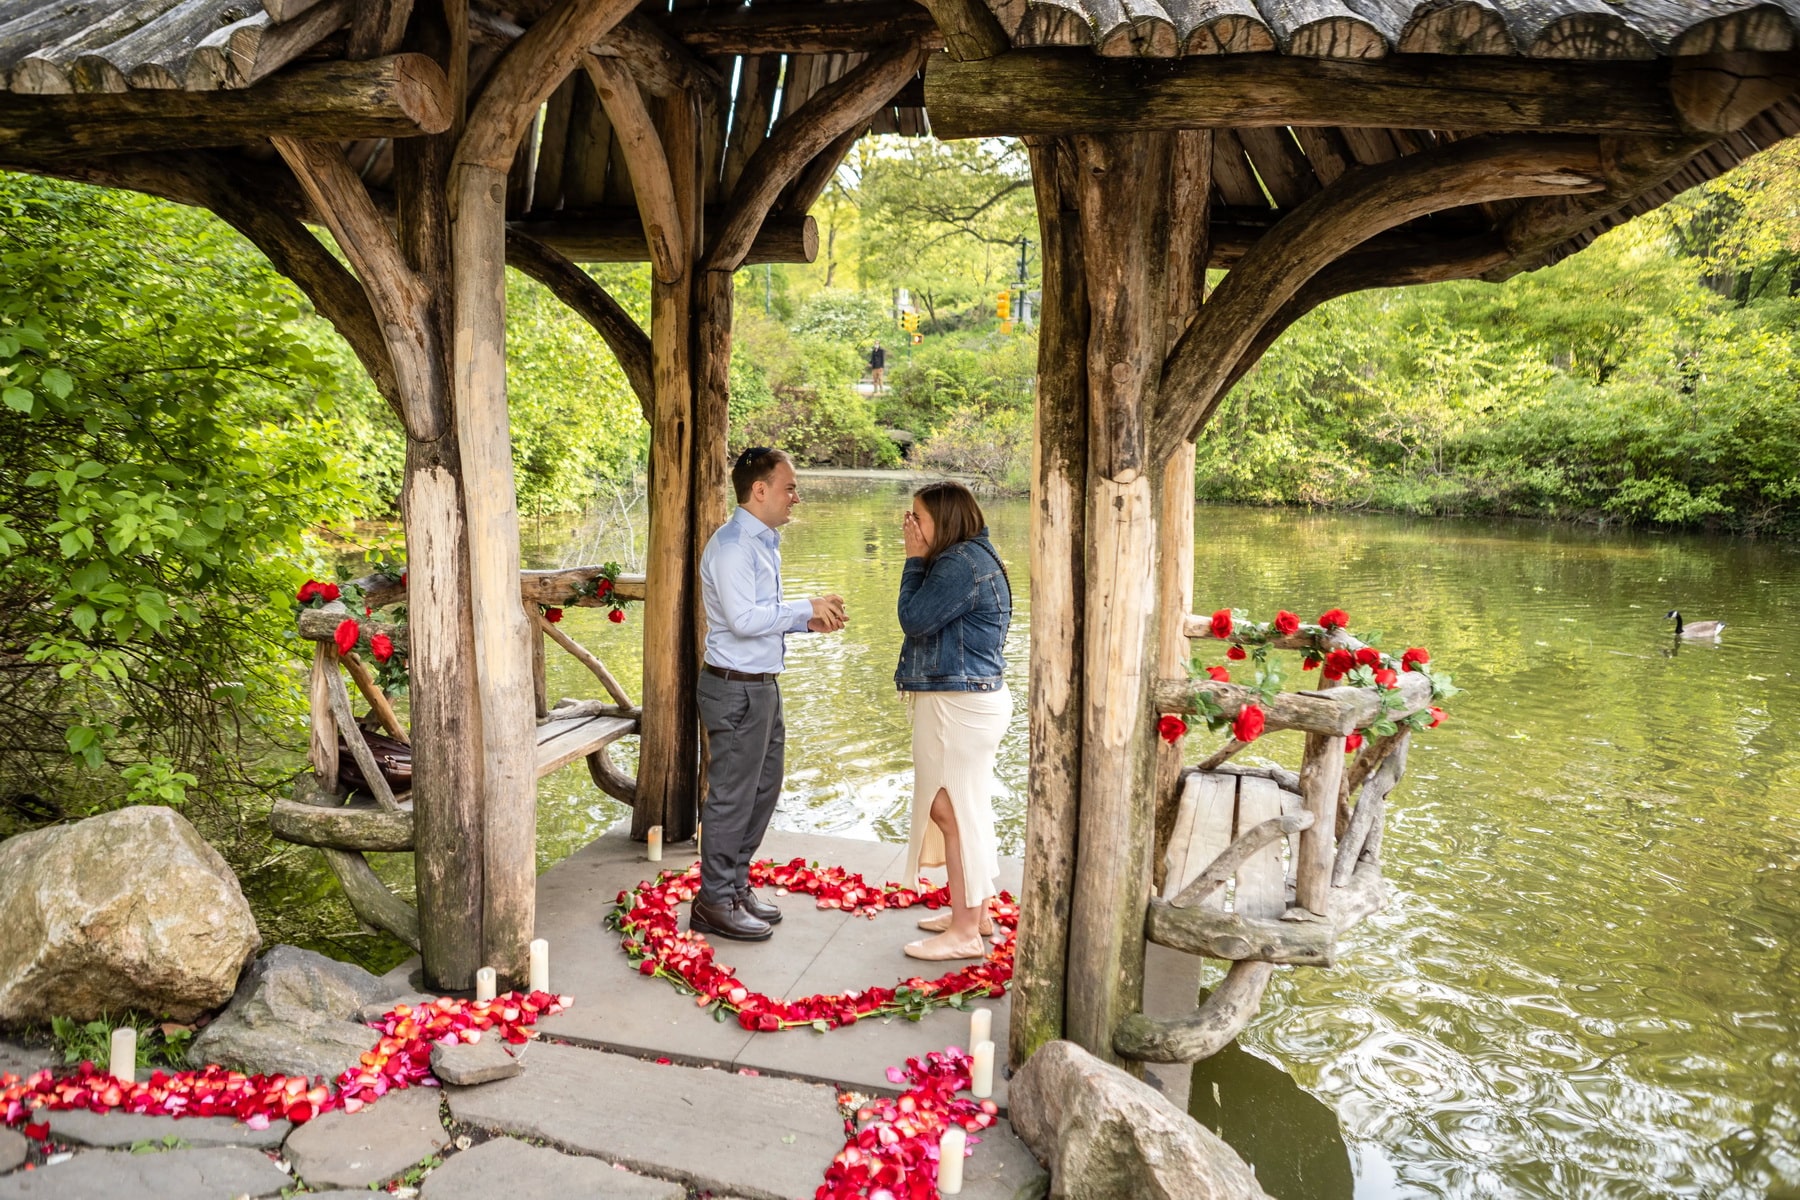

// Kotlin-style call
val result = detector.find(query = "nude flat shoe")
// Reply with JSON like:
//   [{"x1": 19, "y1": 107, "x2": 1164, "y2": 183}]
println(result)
[
  {"x1": 903, "y1": 935, "x2": 989, "y2": 962},
  {"x1": 915, "y1": 910, "x2": 995, "y2": 935}
]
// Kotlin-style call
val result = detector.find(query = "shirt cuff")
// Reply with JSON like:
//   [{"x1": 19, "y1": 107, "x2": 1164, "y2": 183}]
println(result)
[{"x1": 785, "y1": 599, "x2": 814, "y2": 632}]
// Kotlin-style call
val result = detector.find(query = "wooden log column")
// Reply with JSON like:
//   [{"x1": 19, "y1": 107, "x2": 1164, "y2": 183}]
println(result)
[
  {"x1": 1011, "y1": 138, "x2": 1087, "y2": 1069},
  {"x1": 1063, "y1": 131, "x2": 1176, "y2": 1068}
]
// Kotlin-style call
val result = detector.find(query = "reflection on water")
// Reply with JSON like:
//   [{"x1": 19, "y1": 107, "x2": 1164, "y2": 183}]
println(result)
[
  {"x1": 1190, "y1": 1040, "x2": 1354, "y2": 1200},
  {"x1": 456, "y1": 477, "x2": 1800, "y2": 1197}
]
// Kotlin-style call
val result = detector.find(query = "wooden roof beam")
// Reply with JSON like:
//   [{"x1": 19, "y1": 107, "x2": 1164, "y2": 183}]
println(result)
[
  {"x1": 926, "y1": 49, "x2": 1800, "y2": 139},
  {"x1": 505, "y1": 230, "x2": 653, "y2": 420},
  {"x1": 661, "y1": 1, "x2": 944, "y2": 54},
  {"x1": 1157, "y1": 134, "x2": 1610, "y2": 450},
  {"x1": 511, "y1": 207, "x2": 818, "y2": 265},
  {"x1": 0, "y1": 52, "x2": 451, "y2": 159}
]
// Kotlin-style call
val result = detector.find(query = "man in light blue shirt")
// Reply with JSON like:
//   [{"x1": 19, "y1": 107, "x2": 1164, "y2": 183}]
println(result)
[{"x1": 691, "y1": 447, "x2": 844, "y2": 941}]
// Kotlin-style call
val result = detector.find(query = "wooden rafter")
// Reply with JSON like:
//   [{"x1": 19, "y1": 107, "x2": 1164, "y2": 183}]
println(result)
[
  {"x1": 0, "y1": 53, "x2": 452, "y2": 159},
  {"x1": 504, "y1": 230, "x2": 654, "y2": 419},
  {"x1": 707, "y1": 39, "x2": 928, "y2": 271},
  {"x1": 349, "y1": 1, "x2": 416, "y2": 59},
  {"x1": 583, "y1": 56, "x2": 684, "y2": 283},
  {"x1": 271, "y1": 136, "x2": 445, "y2": 442},
  {"x1": 661, "y1": 1, "x2": 944, "y2": 54},
  {"x1": 1156, "y1": 134, "x2": 1612, "y2": 450},
  {"x1": 510, "y1": 207, "x2": 818, "y2": 265},
  {"x1": 925, "y1": 49, "x2": 1800, "y2": 139}
]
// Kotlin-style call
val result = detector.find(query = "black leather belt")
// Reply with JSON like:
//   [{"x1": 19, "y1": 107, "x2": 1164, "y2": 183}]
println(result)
[{"x1": 704, "y1": 663, "x2": 777, "y2": 683}]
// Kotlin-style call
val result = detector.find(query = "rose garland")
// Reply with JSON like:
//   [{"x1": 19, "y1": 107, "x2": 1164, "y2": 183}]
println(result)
[
  {"x1": 558, "y1": 560, "x2": 631, "y2": 625},
  {"x1": 2, "y1": 991, "x2": 570, "y2": 1143},
  {"x1": 298, "y1": 572, "x2": 411, "y2": 697},
  {"x1": 611, "y1": 859, "x2": 1016, "y2": 1032},
  {"x1": 818, "y1": 1046, "x2": 1000, "y2": 1200},
  {"x1": 1158, "y1": 607, "x2": 1457, "y2": 749}
]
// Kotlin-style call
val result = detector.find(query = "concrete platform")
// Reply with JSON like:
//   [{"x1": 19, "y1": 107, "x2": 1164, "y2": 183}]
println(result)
[{"x1": 530, "y1": 823, "x2": 1203, "y2": 1113}]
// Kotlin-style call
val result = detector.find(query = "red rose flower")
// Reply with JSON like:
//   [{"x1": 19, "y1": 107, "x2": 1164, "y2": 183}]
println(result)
[
  {"x1": 1205, "y1": 665, "x2": 1231, "y2": 682},
  {"x1": 297, "y1": 580, "x2": 320, "y2": 603},
  {"x1": 334, "y1": 618, "x2": 360, "y2": 657},
  {"x1": 1355, "y1": 647, "x2": 1381, "y2": 668},
  {"x1": 1323, "y1": 648, "x2": 1355, "y2": 681},
  {"x1": 1209, "y1": 609, "x2": 1233, "y2": 639},
  {"x1": 1274, "y1": 610, "x2": 1300, "y2": 636},
  {"x1": 1373, "y1": 667, "x2": 1398, "y2": 689},
  {"x1": 319, "y1": 582, "x2": 341, "y2": 603},
  {"x1": 1303, "y1": 656, "x2": 1321, "y2": 671},
  {"x1": 1402, "y1": 647, "x2": 1430, "y2": 672},
  {"x1": 370, "y1": 633, "x2": 394, "y2": 664},
  {"x1": 1231, "y1": 704, "x2": 1265, "y2": 743},
  {"x1": 596, "y1": 576, "x2": 613, "y2": 598},
  {"x1": 608, "y1": 608, "x2": 626, "y2": 624},
  {"x1": 1226, "y1": 645, "x2": 1247, "y2": 661},
  {"x1": 544, "y1": 607, "x2": 564, "y2": 624},
  {"x1": 1428, "y1": 706, "x2": 1446, "y2": 728},
  {"x1": 1318, "y1": 608, "x2": 1349, "y2": 631},
  {"x1": 1345, "y1": 732, "x2": 1364, "y2": 753},
  {"x1": 1157, "y1": 714, "x2": 1188, "y2": 744}
]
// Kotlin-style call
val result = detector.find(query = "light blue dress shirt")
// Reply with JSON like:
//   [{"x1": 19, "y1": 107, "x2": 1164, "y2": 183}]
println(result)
[{"x1": 700, "y1": 507, "x2": 813, "y2": 674}]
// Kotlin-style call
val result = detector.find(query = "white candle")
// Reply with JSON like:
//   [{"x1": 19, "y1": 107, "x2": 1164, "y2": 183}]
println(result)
[
  {"x1": 475, "y1": 966, "x2": 497, "y2": 1002},
  {"x1": 969, "y1": 1007, "x2": 992, "y2": 1051},
  {"x1": 109, "y1": 1026, "x2": 136, "y2": 1085},
  {"x1": 938, "y1": 1126, "x2": 966, "y2": 1194},
  {"x1": 529, "y1": 938, "x2": 549, "y2": 993},
  {"x1": 647, "y1": 825, "x2": 663, "y2": 862},
  {"x1": 970, "y1": 1039, "x2": 995, "y2": 1099}
]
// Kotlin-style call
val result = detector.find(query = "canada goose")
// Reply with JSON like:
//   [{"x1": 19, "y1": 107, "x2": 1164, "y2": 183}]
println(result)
[{"x1": 1666, "y1": 610, "x2": 1724, "y2": 640}]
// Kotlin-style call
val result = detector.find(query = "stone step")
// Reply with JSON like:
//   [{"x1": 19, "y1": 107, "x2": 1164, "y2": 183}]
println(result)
[
  {"x1": 282, "y1": 1085, "x2": 451, "y2": 1190},
  {"x1": 421, "y1": 1137, "x2": 684, "y2": 1200},
  {"x1": 38, "y1": 1108, "x2": 289, "y2": 1151},
  {"x1": 446, "y1": 1040, "x2": 1046, "y2": 1200},
  {"x1": 0, "y1": 1145, "x2": 290, "y2": 1200}
]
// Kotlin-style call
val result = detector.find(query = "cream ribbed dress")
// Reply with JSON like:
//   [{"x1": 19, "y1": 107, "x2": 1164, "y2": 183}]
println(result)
[{"x1": 905, "y1": 687, "x2": 1010, "y2": 906}]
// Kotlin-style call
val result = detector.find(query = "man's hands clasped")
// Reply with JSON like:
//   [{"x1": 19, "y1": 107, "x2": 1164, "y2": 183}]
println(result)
[{"x1": 808, "y1": 594, "x2": 847, "y2": 634}]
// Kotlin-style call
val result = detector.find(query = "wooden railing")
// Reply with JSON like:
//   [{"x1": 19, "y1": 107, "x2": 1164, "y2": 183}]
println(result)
[
  {"x1": 1115, "y1": 617, "x2": 1422, "y2": 1064},
  {"x1": 271, "y1": 564, "x2": 646, "y2": 950}
]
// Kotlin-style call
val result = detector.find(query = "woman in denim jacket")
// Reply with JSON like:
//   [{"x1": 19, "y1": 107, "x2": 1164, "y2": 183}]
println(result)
[{"x1": 896, "y1": 481, "x2": 1012, "y2": 961}]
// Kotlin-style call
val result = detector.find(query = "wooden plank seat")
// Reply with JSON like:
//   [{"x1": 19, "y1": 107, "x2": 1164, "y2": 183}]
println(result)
[{"x1": 535, "y1": 711, "x2": 636, "y2": 778}]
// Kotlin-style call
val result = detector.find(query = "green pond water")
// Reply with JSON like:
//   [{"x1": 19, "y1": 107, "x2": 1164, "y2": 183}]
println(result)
[{"x1": 351, "y1": 476, "x2": 1800, "y2": 1198}]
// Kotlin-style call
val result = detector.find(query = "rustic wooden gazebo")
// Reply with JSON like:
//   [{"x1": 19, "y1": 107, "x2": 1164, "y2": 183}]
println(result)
[{"x1": 4, "y1": 0, "x2": 1795, "y2": 1076}]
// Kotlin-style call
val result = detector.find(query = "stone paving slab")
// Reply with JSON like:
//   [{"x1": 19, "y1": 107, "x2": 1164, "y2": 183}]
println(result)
[
  {"x1": 283, "y1": 1084, "x2": 450, "y2": 1189},
  {"x1": 448, "y1": 1040, "x2": 844, "y2": 1200},
  {"x1": 0, "y1": 1127, "x2": 24, "y2": 1175},
  {"x1": 962, "y1": 1116, "x2": 1051, "y2": 1200},
  {"x1": 41, "y1": 1108, "x2": 291, "y2": 1150},
  {"x1": 0, "y1": 1042, "x2": 55, "y2": 1080},
  {"x1": 421, "y1": 1137, "x2": 684, "y2": 1200},
  {"x1": 0, "y1": 1146, "x2": 289, "y2": 1199}
]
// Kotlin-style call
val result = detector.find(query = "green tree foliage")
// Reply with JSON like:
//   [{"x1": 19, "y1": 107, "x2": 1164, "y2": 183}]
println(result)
[
  {"x1": 1198, "y1": 215, "x2": 1800, "y2": 534},
  {"x1": 0, "y1": 173, "x2": 366, "y2": 823}
]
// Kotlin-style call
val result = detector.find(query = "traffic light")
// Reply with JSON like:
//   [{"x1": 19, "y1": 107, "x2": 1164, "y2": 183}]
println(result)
[
  {"x1": 901, "y1": 311, "x2": 919, "y2": 334},
  {"x1": 996, "y1": 290, "x2": 1011, "y2": 321}
]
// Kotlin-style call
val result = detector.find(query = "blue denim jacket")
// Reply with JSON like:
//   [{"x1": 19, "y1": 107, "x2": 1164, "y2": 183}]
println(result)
[{"x1": 894, "y1": 531, "x2": 1012, "y2": 692}]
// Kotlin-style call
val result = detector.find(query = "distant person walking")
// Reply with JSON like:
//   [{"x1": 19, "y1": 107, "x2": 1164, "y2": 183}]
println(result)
[{"x1": 869, "y1": 341, "x2": 886, "y2": 393}]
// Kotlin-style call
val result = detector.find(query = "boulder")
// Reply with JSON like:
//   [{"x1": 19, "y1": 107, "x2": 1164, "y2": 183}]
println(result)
[
  {"x1": 1009, "y1": 1041, "x2": 1271, "y2": 1200},
  {"x1": 0, "y1": 806, "x2": 259, "y2": 1024},
  {"x1": 187, "y1": 945, "x2": 401, "y2": 1081}
]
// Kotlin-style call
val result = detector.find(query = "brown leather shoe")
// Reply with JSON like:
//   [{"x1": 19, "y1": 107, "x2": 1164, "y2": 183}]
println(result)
[
  {"x1": 737, "y1": 887, "x2": 782, "y2": 924},
  {"x1": 690, "y1": 896, "x2": 772, "y2": 942}
]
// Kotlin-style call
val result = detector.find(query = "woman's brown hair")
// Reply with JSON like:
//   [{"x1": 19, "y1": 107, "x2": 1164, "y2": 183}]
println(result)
[{"x1": 914, "y1": 481, "x2": 987, "y2": 561}]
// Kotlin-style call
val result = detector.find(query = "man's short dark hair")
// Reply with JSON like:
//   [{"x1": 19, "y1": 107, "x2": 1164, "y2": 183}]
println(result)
[{"x1": 732, "y1": 446, "x2": 792, "y2": 503}]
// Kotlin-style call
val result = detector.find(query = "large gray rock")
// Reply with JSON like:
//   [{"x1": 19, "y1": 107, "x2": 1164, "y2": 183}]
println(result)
[
  {"x1": 1009, "y1": 1041, "x2": 1271, "y2": 1200},
  {"x1": 188, "y1": 945, "x2": 400, "y2": 1081},
  {"x1": 0, "y1": 806, "x2": 260, "y2": 1023},
  {"x1": 0, "y1": 1146, "x2": 289, "y2": 1199}
]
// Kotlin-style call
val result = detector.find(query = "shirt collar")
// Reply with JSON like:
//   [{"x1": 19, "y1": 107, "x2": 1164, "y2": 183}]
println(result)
[{"x1": 732, "y1": 505, "x2": 780, "y2": 546}]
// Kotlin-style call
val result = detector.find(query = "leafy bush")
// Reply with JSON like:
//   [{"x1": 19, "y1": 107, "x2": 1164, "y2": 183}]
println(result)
[
  {"x1": 918, "y1": 404, "x2": 1031, "y2": 490},
  {"x1": 791, "y1": 288, "x2": 890, "y2": 349}
]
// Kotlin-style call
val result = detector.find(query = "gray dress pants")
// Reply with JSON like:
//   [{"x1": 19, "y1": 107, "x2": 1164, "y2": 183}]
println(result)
[{"x1": 695, "y1": 670, "x2": 785, "y2": 908}]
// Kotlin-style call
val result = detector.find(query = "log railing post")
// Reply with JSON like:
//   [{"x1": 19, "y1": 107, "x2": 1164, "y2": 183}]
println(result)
[
  {"x1": 1296, "y1": 731, "x2": 1348, "y2": 914},
  {"x1": 309, "y1": 642, "x2": 341, "y2": 791}
]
